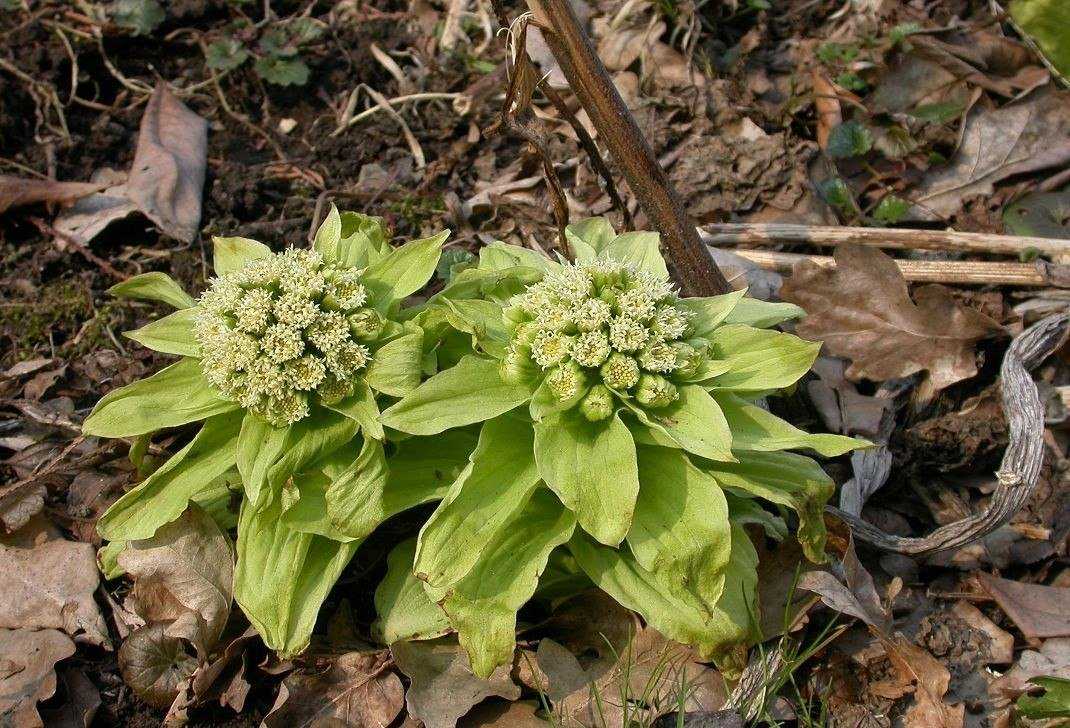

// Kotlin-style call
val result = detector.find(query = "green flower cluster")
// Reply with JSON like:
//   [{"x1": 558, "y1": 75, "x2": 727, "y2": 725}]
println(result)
[
  {"x1": 194, "y1": 248, "x2": 382, "y2": 426},
  {"x1": 502, "y1": 260, "x2": 704, "y2": 420}
]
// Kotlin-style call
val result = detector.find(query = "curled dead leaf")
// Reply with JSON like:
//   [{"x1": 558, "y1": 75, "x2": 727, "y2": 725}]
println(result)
[
  {"x1": 0, "y1": 176, "x2": 105, "y2": 215},
  {"x1": 0, "y1": 628, "x2": 76, "y2": 728},
  {"x1": 119, "y1": 622, "x2": 198, "y2": 708}
]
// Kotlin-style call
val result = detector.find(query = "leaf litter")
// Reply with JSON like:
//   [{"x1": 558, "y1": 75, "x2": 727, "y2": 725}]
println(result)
[{"x1": 3, "y1": 0, "x2": 1070, "y2": 726}]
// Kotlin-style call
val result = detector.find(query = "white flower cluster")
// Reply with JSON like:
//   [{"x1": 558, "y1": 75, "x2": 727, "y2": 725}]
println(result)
[
  {"x1": 194, "y1": 248, "x2": 381, "y2": 426},
  {"x1": 504, "y1": 260, "x2": 703, "y2": 420}
]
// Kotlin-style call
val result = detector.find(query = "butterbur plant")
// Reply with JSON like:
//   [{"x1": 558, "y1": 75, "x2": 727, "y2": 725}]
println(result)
[
  {"x1": 379, "y1": 218, "x2": 867, "y2": 677},
  {"x1": 85, "y1": 207, "x2": 456, "y2": 656}
]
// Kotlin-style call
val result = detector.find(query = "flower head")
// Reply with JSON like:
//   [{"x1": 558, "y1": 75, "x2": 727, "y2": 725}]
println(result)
[
  {"x1": 504, "y1": 258, "x2": 710, "y2": 417},
  {"x1": 195, "y1": 247, "x2": 379, "y2": 426}
]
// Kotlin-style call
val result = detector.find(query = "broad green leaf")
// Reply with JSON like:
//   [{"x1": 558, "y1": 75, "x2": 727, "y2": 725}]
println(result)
[
  {"x1": 285, "y1": 432, "x2": 472, "y2": 541},
  {"x1": 707, "y1": 325, "x2": 820, "y2": 392},
  {"x1": 97, "y1": 411, "x2": 243, "y2": 541},
  {"x1": 631, "y1": 385, "x2": 734, "y2": 462},
  {"x1": 678, "y1": 289, "x2": 747, "y2": 338},
  {"x1": 478, "y1": 241, "x2": 557, "y2": 274},
  {"x1": 324, "y1": 437, "x2": 388, "y2": 537},
  {"x1": 108, "y1": 272, "x2": 196, "y2": 309},
  {"x1": 569, "y1": 529, "x2": 756, "y2": 668},
  {"x1": 1017, "y1": 676, "x2": 1070, "y2": 719},
  {"x1": 440, "y1": 298, "x2": 510, "y2": 358},
  {"x1": 212, "y1": 236, "x2": 271, "y2": 275},
  {"x1": 415, "y1": 416, "x2": 540, "y2": 588},
  {"x1": 366, "y1": 330, "x2": 424, "y2": 396},
  {"x1": 722, "y1": 298, "x2": 805, "y2": 329},
  {"x1": 628, "y1": 446, "x2": 731, "y2": 611},
  {"x1": 326, "y1": 380, "x2": 383, "y2": 439},
  {"x1": 1010, "y1": 0, "x2": 1070, "y2": 80},
  {"x1": 601, "y1": 231, "x2": 669, "y2": 279},
  {"x1": 375, "y1": 538, "x2": 451, "y2": 644},
  {"x1": 707, "y1": 523, "x2": 761, "y2": 671},
  {"x1": 534, "y1": 410, "x2": 638, "y2": 546},
  {"x1": 83, "y1": 358, "x2": 237, "y2": 438},
  {"x1": 124, "y1": 307, "x2": 200, "y2": 357},
  {"x1": 234, "y1": 498, "x2": 359, "y2": 657},
  {"x1": 98, "y1": 540, "x2": 126, "y2": 580},
  {"x1": 363, "y1": 230, "x2": 449, "y2": 310},
  {"x1": 565, "y1": 217, "x2": 616, "y2": 260},
  {"x1": 699, "y1": 450, "x2": 834, "y2": 562},
  {"x1": 236, "y1": 413, "x2": 290, "y2": 508},
  {"x1": 439, "y1": 489, "x2": 576, "y2": 678},
  {"x1": 337, "y1": 211, "x2": 390, "y2": 267},
  {"x1": 431, "y1": 265, "x2": 542, "y2": 305},
  {"x1": 381, "y1": 355, "x2": 533, "y2": 436},
  {"x1": 715, "y1": 393, "x2": 865, "y2": 457},
  {"x1": 311, "y1": 204, "x2": 342, "y2": 259},
  {"x1": 724, "y1": 491, "x2": 788, "y2": 541}
]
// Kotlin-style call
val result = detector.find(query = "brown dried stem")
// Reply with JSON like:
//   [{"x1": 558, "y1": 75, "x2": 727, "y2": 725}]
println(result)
[{"x1": 523, "y1": 0, "x2": 730, "y2": 295}]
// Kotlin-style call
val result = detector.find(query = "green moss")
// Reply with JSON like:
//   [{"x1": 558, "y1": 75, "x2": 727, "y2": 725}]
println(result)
[{"x1": 0, "y1": 278, "x2": 94, "y2": 363}]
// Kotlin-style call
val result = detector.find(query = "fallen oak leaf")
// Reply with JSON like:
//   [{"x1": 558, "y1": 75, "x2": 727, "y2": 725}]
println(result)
[
  {"x1": 0, "y1": 628, "x2": 76, "y2": 728},
  {"x1": 262, "y1": 650, "x2": 404, "y2": 728},
  {"x1": 978, "y1": 573, "x2": 1070, "y2": 640},
  {"x1": 0, "y1": 176, "x2": 105, "y2": 215},
  {"x1": 780, "y1": 245, "x2": 1003, "y2": 397}
]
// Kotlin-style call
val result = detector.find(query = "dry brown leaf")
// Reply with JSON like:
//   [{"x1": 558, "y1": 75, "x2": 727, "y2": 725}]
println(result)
[
  {"x1": 978, "y1": 573, "x2": 1070, "y2": 640},
  {"x1": 811, "y1": 71, "x2": 843, "y2": 151},
  {"x1": 39, "y1": 667, "x2": 101, "y2": 728},
  {"x1": 391, "y1": 639, "x2": 520, "y2": 728},
  {"x1": 0, "y1": 176, "x2": 104, "y2": 215},
  {"x1": 118, "y1": 622, "x2": 198, "y2": 708},
  {"x1": 263, "y1": 650, "x2": 404, "y2": 728},
  {"x1": 52, "y1": 169, "x2": 137, "y2": 248},
  {"x1": 126, "y1": 83, "x2": 208, "y2": 243},
  {"x1": 780, "y1": 245, "x2": 1002, "y2": 395},
  {"x1": 118, "y1": 504, "x2": 233, "y2": 649},
  {"x1": 951, "y1": 601, "x2": 1015, "y2": 665},
  {"x1": 0, "y1": 531, "x2": 109, "y2": 647},
  {"x1": 909, "y1": 88, "x2": 1070, "y2": 221},
  {"x1": 0, "y1": 628, "x2": 76, "y2": 728}
]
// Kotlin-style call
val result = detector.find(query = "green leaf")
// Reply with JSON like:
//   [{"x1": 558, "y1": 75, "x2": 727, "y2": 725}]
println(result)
[
  {"x1": 212, "y1": 236, "x2": 272, "y2": 275},
  {"x1": 415, "y1": 416, "x2": 541, "y2": 588},
  {"x1": 108, "y1": 272, "x2": 195, "y2": 309},
  {"x1": 633, "y1": 385, "x2": 734, "y2": 462},
  {"x1": 707, "y1": 325, "x2": 820, "y2": 392},
  {"x1": 324, "y1": 437, "x2": 388, "y2": 538},
  {"x1": 873, "y1": 195, "x2": 911, "y2": 224},
  {"x1": 438, "y1": 489, "x2": 576, "y2": 678},
  {"x1": 723, "y1": 298, "x2": 805, "y2": 329},
  {"x1": 363, "y1": 230, "x2": 449, "y2": 311},
  {"x1": 827, "y1": 121, "x2": 874, "y2": 159},
  {"x1": 381, "y1": 355, "x2": 533, "y2": 436},
  {"x1": 569, "y1": 525, "x2": 758, "y2": 668},
  {"x1": 97, "y1": 410, "x2": 244, "y2": 541},
  {"x1": 124, "y1": 307, "x2": 200, "y2": 357},
  {"x1": 325, "y1": 380, "x2": 383, "y2": 439},
  {"x1": 236, "y1": 413, "x2": 291, "y2": 508},
  {"x1": 1009, "y1": 0, "x2": 1070, "y2": 79},
  {"x1": 628, "y1": 446, "x2": 732, "y2": 611},
  {"x1": 534, "y1": 410, "x2": 638, "y2": 546},
  {"x1": 234, "y1": 497, "x2": 359, "y2": 657},
  {"x1": 366, "y1": 329, "x2": 424, "y2": 396},
  {"x1": 375, "y1": 538, "x2": 451, "y2": 644},
  {"x1": 440, "y1": 298, "x2": 510, "y2": 358},
  {"x1": 204, "y1": 37, "x2": 249, "y2": 72},
  {"x1": 312, "y1": 204, "x2": 342, "y2": 259},
  {"x1": 333, "y1": 211, "x2": 390, "y2": 268},
  {"x1": 477, "y1": 241, "x2": 557, "y2": 274},
  {"x1": 436, "y1": 248, "x2": 476, "y2": 282},
  {"x1": 677, "y1": 289, "x2": 747, "y2": 338},
  {"x1": 697, "y1": 450, "x2": 835, "y2": 562},
  {"x1": 1017, "y1": 676, "x2": 1070, "y2": 719},
  {"x1": 83, "y1": 358, "x2": 237, "y2": 438},
  {"x1": 254, "y1": 56, "x2": 310, "y2": 86},
  {"x1": 714, "y1": 392, "x2": 865, "y2": 457},
  {"x1": 111, "y1": 0, "x2": 165, "y2": 35},
  {"x1": 564, "y1": 217, "x2": 616, "y2": 260},
  {"x1": 431, "y1": 265, "x2": 542, "y2": 305},
  {"x1": 601, "y1": 232, "x2": 669, "y2": 279}
]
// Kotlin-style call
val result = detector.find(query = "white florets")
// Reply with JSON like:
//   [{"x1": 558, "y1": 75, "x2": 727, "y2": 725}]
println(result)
[
  {"x1": 194, "y1": 248, "x2": 377, "y2": 427},
  {"x1": 504, "y1": 259, "x2": 697, "y2": 418}
]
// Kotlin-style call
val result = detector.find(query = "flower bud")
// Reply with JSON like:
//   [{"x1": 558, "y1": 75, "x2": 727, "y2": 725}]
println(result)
[
  {"x1": 600, "y1": 353, "x2": 640, "y2": 390},
  {"x1": 546, "y1": 361, "x2": 584, "y2": 401},
  {"x1": 347, "y1": 309, "x2": 383, "y2": 340},
  {"x1": 317, "y1": 377, "x2": 353, "y2": 406},
  {"x1": 670, "y1": 341, "x2": 702, "y2": 378},
  {"x1": 500, "y1": 345, "x2": 536, "y2": 384},
  {"x1": 635, "y1": 374, "x2": 678, "y2": 409},
  {"x1": 580, "y1": 384, "x2": 614, "y2": 421}
]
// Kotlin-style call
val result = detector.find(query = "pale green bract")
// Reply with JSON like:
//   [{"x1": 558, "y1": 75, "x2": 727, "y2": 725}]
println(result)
[
  {"x1": 380, "y1": 217, "x2": 868, "y2": 677},
  {"x1": 86, "y1": 206, "x2": 456, "y2": 658}
]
